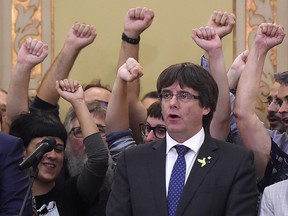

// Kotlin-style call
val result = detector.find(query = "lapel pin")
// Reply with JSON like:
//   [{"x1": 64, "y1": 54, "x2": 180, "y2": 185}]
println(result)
[{"x1": 197, "y1": 156, "x2": 212, "y2": 167}]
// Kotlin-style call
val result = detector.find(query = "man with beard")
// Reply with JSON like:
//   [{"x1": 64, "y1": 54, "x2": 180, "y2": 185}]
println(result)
[
  {"x1": 266, "y1": 72, "x2": 288, "y2": 133},
  {"x1": 63, "y1": 100, "x2": 114, "y2": 216}
]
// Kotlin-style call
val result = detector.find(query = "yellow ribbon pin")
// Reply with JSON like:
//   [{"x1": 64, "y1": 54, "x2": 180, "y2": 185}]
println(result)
[{"x1": 197, "y1": 156, "x2": 212, "y2": 167}]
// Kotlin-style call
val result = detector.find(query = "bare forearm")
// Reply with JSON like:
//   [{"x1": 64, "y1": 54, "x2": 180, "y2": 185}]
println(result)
[
  {"x1": 235, "y1": 45, "x2": 267, "y2": 117},
  {"x1": 7, "y1": 63, "x2": 31, "y2": 124},
  {"x1": 234, "y1": 42, "x2": 271, "y2": 178},
  {"x1": 37, "y1": 45, "x2": 80, "y2": 105},
  {"x1": 117, "y1": 41, "x2": 139, "y2": 69},
  {"x1": 118, "y1": 41, "x2": 141, "y2": 102},
  {"x1": 118, "y1": 41, "x2": 145, "y2": 143},
  {"x1": 106, "y1": 76, "x2": 129, "y2": 134},
  {"x1": 208, "y1": 48, "x2": 230, "y2": 140}
]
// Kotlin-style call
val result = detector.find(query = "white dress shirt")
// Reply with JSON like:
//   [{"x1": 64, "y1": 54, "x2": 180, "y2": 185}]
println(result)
[{"x1": 165, "y1": 128, "x2": 205, "y2": 195}]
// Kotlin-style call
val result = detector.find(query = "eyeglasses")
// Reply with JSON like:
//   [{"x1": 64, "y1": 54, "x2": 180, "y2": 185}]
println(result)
[
  {"x1": 139, "y1": 122, "x2": 166, "y2": 139},
  {"x1": 69, "y1": 124, "x2": 106, "y2": 138},
  {"x1": 159, "y1": 90, "x2": 200, "y2": 103}
]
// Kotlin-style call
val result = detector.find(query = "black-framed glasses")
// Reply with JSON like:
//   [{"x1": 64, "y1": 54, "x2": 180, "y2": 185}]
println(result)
[
  {"x1": 159, "y1": 90, "x2": 200, "y2": 103},
  {"x1": 139, "y1": 122, "x2": 166, "y2": 139},
  {"x1": 69, "y1": 124, "x2": 106, "y2": 138}
]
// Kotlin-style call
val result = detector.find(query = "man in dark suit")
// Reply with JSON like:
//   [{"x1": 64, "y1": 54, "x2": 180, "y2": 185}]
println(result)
[
  {"x1": 106, "y1": 62, "x2": 258, "y2": 216},
  {"x1": 0, "y1": 132, "x2": 32, "y2": 215}
]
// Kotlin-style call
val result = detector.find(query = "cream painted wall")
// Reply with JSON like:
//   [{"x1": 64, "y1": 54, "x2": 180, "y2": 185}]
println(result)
[{"x1": 54, "y1": 1, "x2": 233, "y2": 118}]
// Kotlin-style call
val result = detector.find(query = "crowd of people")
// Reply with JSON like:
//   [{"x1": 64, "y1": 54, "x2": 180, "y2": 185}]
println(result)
[{"x1": 0, "y1": 6, "x2": 287, "y2": 216}]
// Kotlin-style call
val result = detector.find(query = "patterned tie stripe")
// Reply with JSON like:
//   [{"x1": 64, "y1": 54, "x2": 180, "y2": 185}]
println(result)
[{"x1": 167, "y1": 145, "x2": 189, "y2": 216}]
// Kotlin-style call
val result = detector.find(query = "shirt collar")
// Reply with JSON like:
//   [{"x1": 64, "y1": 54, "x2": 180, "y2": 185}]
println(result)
[{"x1": 166, "y1": 128, "x2": 205, "y2": 154}]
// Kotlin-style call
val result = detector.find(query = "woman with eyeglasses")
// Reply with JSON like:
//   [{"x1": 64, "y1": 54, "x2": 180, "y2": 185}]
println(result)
[{"x1": 9, "y1": 79, "x2": 108, "y2": 216}]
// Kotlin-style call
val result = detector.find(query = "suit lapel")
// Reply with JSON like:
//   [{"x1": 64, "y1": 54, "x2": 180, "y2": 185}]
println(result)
[
  {"x1": 147, "y1": 139, "x2": 169, "y2": 216},
  {"x1": 176, "y1": 135, "x2": 219, "y2": 216}
]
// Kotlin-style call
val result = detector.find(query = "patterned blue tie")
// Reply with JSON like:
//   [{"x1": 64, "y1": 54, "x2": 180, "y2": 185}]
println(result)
[{"x1": 167, "y1": 145, "x2": 189, "y2": 216}]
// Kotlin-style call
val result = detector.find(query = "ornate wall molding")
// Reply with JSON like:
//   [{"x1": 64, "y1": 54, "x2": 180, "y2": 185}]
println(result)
[
  {"x1": 0, "y1": 0, "x2": 54, "y2": 95},
  {"x1": 233, "y1": 0, "x2": 288, "y2": 125}
]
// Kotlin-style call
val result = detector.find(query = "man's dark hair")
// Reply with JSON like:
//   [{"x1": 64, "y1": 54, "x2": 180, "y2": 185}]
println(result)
[
  {"x1": 156, "y1": 62, "x2": 218, "y2": 128},
  {"x1": 83, "y1": 79, "x2": 111, "y2": 92},
  {"x1": 274, "y1": 71, "x2": 288, "y2": 85},
  {"x1": 147, "y1": 101, "x2": 163, "y2": 120},
  {"x1": 141, "y1": 91, "x2": 159, "y2": 101}
]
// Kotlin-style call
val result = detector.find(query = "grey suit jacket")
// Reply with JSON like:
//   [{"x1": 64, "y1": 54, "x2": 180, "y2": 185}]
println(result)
[
  {"x1": 106, "y1": 134, "x2": 258, "y2": 216},
  {"x1": 259, "y1": 179, "x2": 288, "y2": 216}
]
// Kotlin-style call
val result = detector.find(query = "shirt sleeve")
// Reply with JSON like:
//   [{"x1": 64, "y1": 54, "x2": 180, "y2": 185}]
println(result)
[
  {"x1": 200, "y1": 55, "x2": 210, "y2": 72},
  {"x1": 76, "y1": 132, "x2": 109, "y2": 206},
  {"x1": 106, "y1": 129, "x2": 137, "y2": 166},
  {"x1": 29, "y1": 95, "x2": 59, "y2": 116}
]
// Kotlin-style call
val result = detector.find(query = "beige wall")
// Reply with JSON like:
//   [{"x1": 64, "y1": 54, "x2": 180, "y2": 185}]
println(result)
[{"x1": 54, "y1": 1, "x2": 234, "y2": 118}]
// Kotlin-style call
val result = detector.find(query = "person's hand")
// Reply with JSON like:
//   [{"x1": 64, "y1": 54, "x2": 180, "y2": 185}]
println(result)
[
  {"x1": 123, "y1": 7, "x2": 154, "y2": 38},
  {"x1": 118, "y1": 57, "x2": 143, "y2": 82},
  {"x1": 16, "y1": 38, "x2": 48, "y2": 69},
  {"x1": 207, "y1": 11, "x2": 236, "y2": 39},
  {"x1": 56, "y1": 79, "x2": 83, "y2": 103},
  {"x1": 65, "y1": 22, "x2": 97, "y2": 51},
  {"x1": 191, "y1": 26, "x2": 221, "y2": 53},
  {"x1": 254, "y1": 23, "x2": 286, "y2": 52},
  {"x1": 227, "y1": 50, "x2": 249, "y2": 89}
]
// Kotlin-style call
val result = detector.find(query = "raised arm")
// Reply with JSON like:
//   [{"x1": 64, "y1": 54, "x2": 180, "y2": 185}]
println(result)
[
  {"x1": 56, "y1": 79, "x2": 108, "y2": 205},
  {"x1": 117, "y1": 7, "x2": 154, "y2": 68},
  {"x1": 38, "y1": 22, "x2": 96, "y2": 105},
  {"x1": 227, "y1": 50, "x2": 249, "y2": 90},
  {"x1": 202, "y1": 11, "x2": 236, "y2": 62},
  {"x1": 106, "y1": 58, "x2": 143, "y2": 134},
  {"x1": 207, "y1": 11, "x2": 236, "y2": 39},
  {"x1": 118, "y1": 7, "x2": 154, "y2": 143},
  {"x1": 192, "y1": 26, "x2": 230, "y2": 140},
  {"x1": 226, "y1": 50, "x2": 249, "y2": 146},
  {"x1": 7, "y1": 38, "x2": 48, "y2": 125},
  {"x1": 234, "y1": 23, "x2": 285, "y2": 178}
]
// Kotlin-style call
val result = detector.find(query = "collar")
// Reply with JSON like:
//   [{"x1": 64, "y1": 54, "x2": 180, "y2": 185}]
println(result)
[{"x1": 166, "y1": 128, "x2": 205, "y2": 154}]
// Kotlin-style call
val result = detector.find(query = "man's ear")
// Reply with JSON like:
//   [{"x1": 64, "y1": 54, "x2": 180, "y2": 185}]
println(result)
[{"x1": 202, "y1": 107, "x2": 211, "y2": 116}]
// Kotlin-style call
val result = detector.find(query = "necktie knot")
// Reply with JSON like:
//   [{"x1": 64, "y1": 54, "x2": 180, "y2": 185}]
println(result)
[{"x1": 174, "y1": 145, "x2": 189, "y2": 156}]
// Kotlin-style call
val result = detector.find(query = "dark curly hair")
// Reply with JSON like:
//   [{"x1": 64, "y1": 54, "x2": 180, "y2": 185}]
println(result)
[{"x1": 9, "y1": 111, "x2": 67, "y2": 148}]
